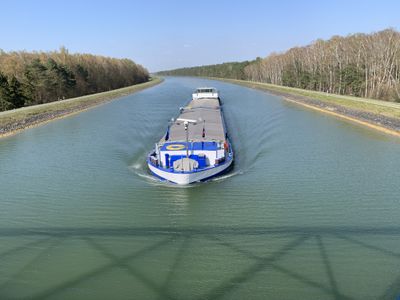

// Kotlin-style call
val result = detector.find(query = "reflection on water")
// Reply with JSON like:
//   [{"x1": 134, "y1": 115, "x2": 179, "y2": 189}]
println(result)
[{"x1": 1, "y1": 77, "x2": 400, "y2": 299}]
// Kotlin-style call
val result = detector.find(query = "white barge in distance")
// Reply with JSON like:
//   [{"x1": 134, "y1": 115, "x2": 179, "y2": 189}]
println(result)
[{"x1": 147, "y1": 87, "x2": 233, "y2": 184}]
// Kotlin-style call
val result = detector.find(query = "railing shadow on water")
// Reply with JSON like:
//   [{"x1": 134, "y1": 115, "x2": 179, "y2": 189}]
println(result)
[{"x1": 0, "y1": 226, "x2": 400, "y2": 300}]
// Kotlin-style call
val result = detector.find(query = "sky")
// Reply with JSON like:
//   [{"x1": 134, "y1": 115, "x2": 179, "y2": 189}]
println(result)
[{"x1": 1, "y1": 0, "x2": 400, "y2": 72}]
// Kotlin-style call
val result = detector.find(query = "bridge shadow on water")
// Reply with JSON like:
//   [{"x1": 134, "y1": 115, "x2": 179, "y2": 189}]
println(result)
[{"x1": 0, "y1": 226, "x2": 399, "y2": 300}]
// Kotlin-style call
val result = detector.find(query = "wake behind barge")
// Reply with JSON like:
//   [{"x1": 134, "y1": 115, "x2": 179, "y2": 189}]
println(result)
[{"x1": 147, "y1": 88, "x2": 233, "y2": 184}]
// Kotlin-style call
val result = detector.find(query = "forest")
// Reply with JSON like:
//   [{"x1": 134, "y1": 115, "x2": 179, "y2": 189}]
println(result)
[
  {"x1": 160, "y1": 29, "x2": 400, "y2": 102},
  {"x1": 0, "y1": 47, "x2": 149, "y2": 111},
  {"x1": 158, "y1": 61, "x2": 252, "y2": 80}
]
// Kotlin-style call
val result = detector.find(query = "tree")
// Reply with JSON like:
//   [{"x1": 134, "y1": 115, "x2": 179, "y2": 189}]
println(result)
[
  {"x1": 23, "y1": 58, "x2": 48, "y2": 104},
  {"x1": 0, "y1": 72, "x2": 13, "y2": 111},
  {"x1": 45, "y1": 58, "x2": 76, "y2": 99},
  {"x1": 241, "y1": 28, "x2": 400, "y2": 101},
  {"x1": 0, "y1": 48, "x2": 149, "y2": 111}
]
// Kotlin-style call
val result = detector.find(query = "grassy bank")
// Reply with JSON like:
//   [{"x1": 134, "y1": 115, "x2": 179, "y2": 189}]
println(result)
[
  {"x1": 208, "y1": 77, "x2": 400, "y2": 136},
  {"x1": 218, "y1": 78, "x2": 400, "y2": 118},
  {"x1": 0, "y1": 77, "x2": 163, "y2": 138}
]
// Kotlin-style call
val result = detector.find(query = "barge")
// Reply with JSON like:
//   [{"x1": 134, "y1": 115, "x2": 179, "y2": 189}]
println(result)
[{"x1": 147, "y1": 87, "x2": 233, "y2": 184}]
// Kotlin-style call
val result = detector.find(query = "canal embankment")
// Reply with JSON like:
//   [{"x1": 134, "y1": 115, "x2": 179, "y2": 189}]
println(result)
[
  {"x1": 0, "y1": 77, "x2": 163, "y2": 138},
  {"x1": 214, "y1": 78, "x2": 400, "y2": 137}
]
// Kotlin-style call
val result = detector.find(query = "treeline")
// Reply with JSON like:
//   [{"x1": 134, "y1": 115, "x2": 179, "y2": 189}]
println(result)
[
  {"x1": 0, "y1": 47, "x2": 149, "y2": 111},
  {"x1": 158, "y1": 61, "x2": 252, "y2": 80},
  {"x1": 159, "y1": 29, "x2": 400, "y2": 102},
  {"x1": 245, "y1": 29, "x2": 400, "y2": 101}
]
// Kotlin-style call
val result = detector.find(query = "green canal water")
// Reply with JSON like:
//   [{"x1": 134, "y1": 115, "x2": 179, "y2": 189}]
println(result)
[{"x1": 1, "y1": 77, "x2": 400, "y2": 299}]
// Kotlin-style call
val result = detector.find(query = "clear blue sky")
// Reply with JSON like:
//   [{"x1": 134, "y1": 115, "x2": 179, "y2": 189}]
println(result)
[{"x1": 1, "y1": 0, "x2": 399, "y2": 72}]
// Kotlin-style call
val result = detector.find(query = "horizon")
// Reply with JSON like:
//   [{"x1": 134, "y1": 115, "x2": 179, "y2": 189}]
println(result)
[{"x1": 1, "y1": 0, "x2": 400, "y2": 72}]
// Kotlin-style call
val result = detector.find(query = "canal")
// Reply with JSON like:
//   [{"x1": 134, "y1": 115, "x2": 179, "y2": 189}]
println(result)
[{"x1": 0, "y1": 77, "x2": 400, "y2": 299}]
